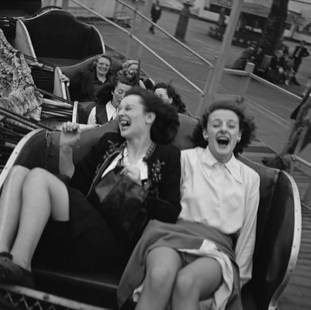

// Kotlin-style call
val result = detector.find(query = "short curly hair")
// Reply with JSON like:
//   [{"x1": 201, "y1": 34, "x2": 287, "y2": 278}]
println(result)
[
  {"x1": 192, "y1": 99, "x2": 256, "y2": 155},
  {"x1": 90, "y1": 54, "x2": 112, "y2": 78},
  {"x1": 154, "y1": 82, "x2": 187, "y2": 114},
  {"x1": 124, "y1": 87, "x2": 180, "y2": 144}
]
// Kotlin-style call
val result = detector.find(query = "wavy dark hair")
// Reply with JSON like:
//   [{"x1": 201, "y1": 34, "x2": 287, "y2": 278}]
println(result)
[
  {"x1": 96, "y1": 69, "x2": 139, "y2": 105},
  {"x1": 154, "y1": 82, "x2": 187, "y2": 114},
  {"x1": 192, "y1": 99, "x2": 256, "y2": 155},
  {"x1": 124, "y1": 87, "x2": 180, "y2": 144}
]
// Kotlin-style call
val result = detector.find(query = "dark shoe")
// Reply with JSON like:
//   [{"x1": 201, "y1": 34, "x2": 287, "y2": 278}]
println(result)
[{"x1": 0, "y1": 257, "x2": 34, "y2": 288}]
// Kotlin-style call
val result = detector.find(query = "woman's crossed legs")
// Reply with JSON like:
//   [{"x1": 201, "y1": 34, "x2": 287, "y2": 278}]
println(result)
[{"x1": 136, "y1": 246, "x2": 222, "y2": 310}]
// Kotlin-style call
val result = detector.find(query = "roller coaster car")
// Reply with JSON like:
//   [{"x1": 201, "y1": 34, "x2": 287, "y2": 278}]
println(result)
[
  {"x1": 61, "y1": 54, "x2": 123, "y2": 118},
  {"x1": 0, "y1": 114, "x2": 301, "y2": 310},
  {"x1": 14, "y1": 8, "x2": 105, "y2": 66}
]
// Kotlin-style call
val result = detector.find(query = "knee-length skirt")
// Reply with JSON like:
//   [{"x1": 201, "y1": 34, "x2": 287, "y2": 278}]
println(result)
[{"x1": 33, "y1": 185, "x2": 127, "y2": 272}]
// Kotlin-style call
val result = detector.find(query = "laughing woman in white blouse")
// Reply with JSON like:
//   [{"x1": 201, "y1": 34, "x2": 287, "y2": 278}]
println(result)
[{"x1": 117, "y1": 99, "x2": 260, "y2": 310}]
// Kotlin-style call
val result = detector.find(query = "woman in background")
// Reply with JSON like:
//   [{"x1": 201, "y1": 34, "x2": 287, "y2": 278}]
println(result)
[
  {"x1": 154, "y1": 82, "x2": 187, "y2": 114},
  {"x1": 70, "y1": 54, "x2": 113, "y2": 101}
]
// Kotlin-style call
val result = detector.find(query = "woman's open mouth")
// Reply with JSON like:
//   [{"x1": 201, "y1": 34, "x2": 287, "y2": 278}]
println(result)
[
  {"x1": 119, "y1": 119, "x2": 131, "y2": 131},
  {"x1": 216, "y1": 136, "x2": 230, "y2": 147}
]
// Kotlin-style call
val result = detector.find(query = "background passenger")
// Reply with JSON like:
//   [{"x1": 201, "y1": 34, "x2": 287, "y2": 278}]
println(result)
[
  {"x1": 0, "y1": 88, "x2": 181, "y2": 287},
  {"x1": 149, "y1": 0, "x2": 162, "y2": 34},
  {"x1": 87, "y1": 72, "x2": 137, "y2": 125},
  {"x1": 154, "y1": 82, "x2": 187, "y2": 114},
  {"x1": 69, "y1": 54, "x2": 113, "y2": 101},
  {"x1": 118, "y1": 100, "x2": 260, "y2": 310}
]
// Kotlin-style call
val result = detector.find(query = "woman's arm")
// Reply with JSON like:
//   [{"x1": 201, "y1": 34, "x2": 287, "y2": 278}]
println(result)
[
  {"x1": 235, "y1": 172, "x2": 260, "y2": 287},
  {"x1": 147, "y1": 146, "x2": 181, "y2": 223},
  {"x1": 59, "y1": 122, "x2": 80, "y2": 178}
]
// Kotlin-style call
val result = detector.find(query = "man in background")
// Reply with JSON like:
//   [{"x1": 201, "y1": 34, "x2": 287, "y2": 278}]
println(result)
[
  {"x1": 292, "y1": 40, "x2": 309, "y2": 85},
  {"x1": 149, "y1": 0, "x2": 162, "y2": 34}
]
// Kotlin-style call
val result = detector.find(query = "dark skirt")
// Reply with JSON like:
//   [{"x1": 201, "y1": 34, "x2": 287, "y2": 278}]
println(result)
[
  {"x1": 118, "y1": 220, "x2": 242, "y2": 310},
  {"x1": 33, "y1": 186, "x2": 127, "y2": 272}
]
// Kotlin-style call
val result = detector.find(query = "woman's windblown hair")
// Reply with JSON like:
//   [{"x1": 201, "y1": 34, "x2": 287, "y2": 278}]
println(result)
[
  {"x1": 192, "y1": 99, "x2": 256, "y2": 155},
  {"x1": 125, "y1": 87, "x2": 180, "y2": 144}
]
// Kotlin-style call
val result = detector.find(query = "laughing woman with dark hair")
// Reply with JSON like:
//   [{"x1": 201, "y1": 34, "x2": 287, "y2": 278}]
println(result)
[
  {"x1": 118, "y1": 99, "x2": 260, "y2": 310},
  {"x1": 0, "y1": 88, "x2": 181, "y2": 287}
]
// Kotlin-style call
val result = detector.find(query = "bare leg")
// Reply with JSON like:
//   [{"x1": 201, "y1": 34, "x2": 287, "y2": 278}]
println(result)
[
  {"x1": 10, "y1": 168, "x2": 69, "y2": 270},
  {"x1": 136, "y1": 247, "x2": 182, "y2": 310},
  {"x1": 0, "y1": 165, "x2": 30, "y2": 253},
  {"x1": 172, "y1": 257, "x2": 222, "y2": 310}
]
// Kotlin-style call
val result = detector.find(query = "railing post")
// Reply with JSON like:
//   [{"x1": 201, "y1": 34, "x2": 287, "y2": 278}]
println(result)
[
  {"x1": 206, "y1": 0, "x2": 243, "y2": 106},
  {"x1": 197, "y1": 67, "x2": 213, "y2": 115},
  {"x1": 241, "y1": 62, "x2": 254, "y2": 97},
  {"x1": 137, "y1": 0, "x2": 153, "y2": 60},
  {"x1": 62, "y1": 0, "x2": 69, "y2": 9},
  {"x1": 126, "y1": 1, "x2": 139, "y2": 59}
]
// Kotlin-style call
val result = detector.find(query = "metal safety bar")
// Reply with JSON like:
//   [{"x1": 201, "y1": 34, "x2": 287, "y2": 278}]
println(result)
[
  {"x1": 68, "y1": 0, "x2": 204, "y2": 94},
  {"x1": 115, "y1": 0, "x2": 214, "y2": 68}
]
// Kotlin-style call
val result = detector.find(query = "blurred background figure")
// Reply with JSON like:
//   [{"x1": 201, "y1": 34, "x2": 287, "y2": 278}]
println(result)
[
  {"x1": 154, "y1": 82, "x2": 187, "y2": 114},
  {"x1": 291, "y1": 40, "x2": 310, "y2": 85},
  {"x1": 149, "y1": 0, "x2": 162, "y2": 34}
]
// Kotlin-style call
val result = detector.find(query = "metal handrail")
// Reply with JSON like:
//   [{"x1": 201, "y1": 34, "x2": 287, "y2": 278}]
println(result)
[
  {"x1": 68, "y1": 0, "x2": 204, "y2": 94},
  {"x1": 250, "y1": 72, "x2": 302, "y2": 100},
  {"x1": 115, "y1": 0, "x2": 214, "y2": 68}
]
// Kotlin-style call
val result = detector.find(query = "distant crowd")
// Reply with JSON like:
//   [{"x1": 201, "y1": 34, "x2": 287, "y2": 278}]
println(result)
[{"x1": 232, "y1": 40, "x2": 310, "y2": 87}]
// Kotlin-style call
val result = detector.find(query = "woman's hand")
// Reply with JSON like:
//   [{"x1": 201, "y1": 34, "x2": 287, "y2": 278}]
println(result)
[
  {"x1": 120, "y1": 166, "x2": 141, "y2": 185},
  {"x1": 60, "y1": 122, "x2": 80, "y2": 148}
]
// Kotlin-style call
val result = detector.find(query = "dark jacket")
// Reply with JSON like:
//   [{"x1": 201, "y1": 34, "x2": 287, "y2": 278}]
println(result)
[
  {"x1": 293, "y1": 45, "x2": 309, "y2": 61},
  {"x1": 95, "y1": 103, "x2": 109, "y2": 124},
  {"x1": 70, "y1": 132, "x2": 181, "y2": 223},
  {"x1": 69, "y1": 69, "x2": 110, "y2": 102},
  {"x1": 151, "y1": 4, "x2": 162, "y2": 22}
]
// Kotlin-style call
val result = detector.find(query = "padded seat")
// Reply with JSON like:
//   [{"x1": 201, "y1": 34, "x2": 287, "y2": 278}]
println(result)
[
  {"x1": 0, "y1": 115, "x2": 301, "y2": 310},
  {"x1": 20, "y1": 9, "x2": 105, "y2": 66}
]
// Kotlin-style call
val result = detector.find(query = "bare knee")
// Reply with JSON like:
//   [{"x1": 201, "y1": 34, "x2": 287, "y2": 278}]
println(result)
[
  {"x1": 147, "y1": 264, "x2": 177, "y2": 291},
  {"x1": 23, "y1": 168, "x2": 50, "y2": 186},
  {"x1": 7, "y1": 165, "x2": 30, "y2": 182},
  {"x1": 174, "y1": 270, "x2": 198, "y2": 298}
]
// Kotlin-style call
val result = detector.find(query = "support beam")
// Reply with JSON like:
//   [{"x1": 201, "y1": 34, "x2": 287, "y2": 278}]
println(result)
[{"x1": 206, "y1": 0, "x2": 244, "y2": 107}]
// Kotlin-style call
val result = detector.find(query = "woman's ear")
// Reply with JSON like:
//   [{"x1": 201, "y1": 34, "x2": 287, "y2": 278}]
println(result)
[{"x1": 146, "y1": 112, "x2": 156, "y2": 125}]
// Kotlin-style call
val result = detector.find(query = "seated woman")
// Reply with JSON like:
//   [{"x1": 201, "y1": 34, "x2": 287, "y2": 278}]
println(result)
[
  {"x1": 117, "y1": 100, "x2": 260, "y2": 310},
  {"x1": 69, "y1": 54, "x2": 113, "y2": 101},
  {"x1": 87, "y1": 71, "x2": 138, "y2": 125},
  {"x1": 0, "y1": 88, "x2": 181, "y2": 288},
  {"x1": 122, "y1": 60, "x2": 154, "y2": 90},
  {"x1": 154, "y1": 82, "x2": 187, "y2": 114}
]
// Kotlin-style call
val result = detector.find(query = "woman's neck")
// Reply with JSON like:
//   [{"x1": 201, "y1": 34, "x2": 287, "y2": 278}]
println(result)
[
  {"x1": 96, "y1": 72, "x2": 106, "y2": 83},
  {"x1": 126, "y1": 135, "x2": 153, "y2": 164}
]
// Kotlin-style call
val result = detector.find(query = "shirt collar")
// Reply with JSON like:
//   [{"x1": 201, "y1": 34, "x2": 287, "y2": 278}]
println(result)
[
  {"x1": 106, "y1": 101, "x2": 117, "y2": 121},
  {"x1": 203, "y1": 147, "x2": 242, "y2": 184}
]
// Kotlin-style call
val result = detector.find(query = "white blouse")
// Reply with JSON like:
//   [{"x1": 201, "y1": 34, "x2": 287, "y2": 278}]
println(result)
[
  {"x1": 180, "y1": 147, "x2": 260, "y2": 285},
  {"x1": 87, "y1": 101, "x2": 117, "y2": 125}
]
